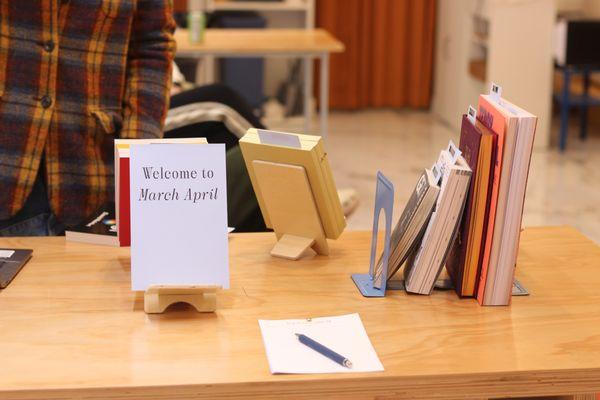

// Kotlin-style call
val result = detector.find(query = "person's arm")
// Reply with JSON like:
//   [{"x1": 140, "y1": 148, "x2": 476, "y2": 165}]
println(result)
[{"x1": 121, "y1": 0, "x2": 176, "y2": 139}]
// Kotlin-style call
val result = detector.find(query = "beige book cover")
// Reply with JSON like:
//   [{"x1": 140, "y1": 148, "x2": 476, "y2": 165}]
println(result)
[{"x1": 239, "y1": 129, "x2": 345, "y2": 239}]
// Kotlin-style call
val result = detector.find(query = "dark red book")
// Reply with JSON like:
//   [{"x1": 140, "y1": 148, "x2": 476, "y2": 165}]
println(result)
[
  {"x1": 118, "y1": 156, "x2": 131, "y2": 247},
  {"x1": 446, "y1": 115, "x2": 483, "y2": 297}
]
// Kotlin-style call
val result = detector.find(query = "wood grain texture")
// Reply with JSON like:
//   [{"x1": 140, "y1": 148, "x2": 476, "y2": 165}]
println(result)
[
  {"x1": 1, "y1": 226, "x2": 600, "y2": 399},
  {"x1": 253, "y1": 160, "x2": 328, "y2": 259},
  {"x1": 174, "y1": 28, "x2": 345, "y2": 55}
]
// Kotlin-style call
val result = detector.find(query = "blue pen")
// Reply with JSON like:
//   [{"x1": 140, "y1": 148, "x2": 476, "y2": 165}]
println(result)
[{"x1": 295, "y1": 333, "x2": 353, "y2": 368}]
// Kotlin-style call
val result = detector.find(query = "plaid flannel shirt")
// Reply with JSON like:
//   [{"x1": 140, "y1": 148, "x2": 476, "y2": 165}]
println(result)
[{"x1": 0, "y1": 0, "x2": 176, "y2": 227}]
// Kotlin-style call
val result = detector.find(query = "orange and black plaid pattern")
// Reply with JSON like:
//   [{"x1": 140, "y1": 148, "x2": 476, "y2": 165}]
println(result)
[{"x1": 0, "y1": 0, "x2": 175, "y2": 227}]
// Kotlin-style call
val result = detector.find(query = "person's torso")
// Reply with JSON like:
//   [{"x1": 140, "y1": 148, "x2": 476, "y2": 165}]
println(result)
[{"x1": 0, "y1": 0, "x2": 135, "y2": 115}]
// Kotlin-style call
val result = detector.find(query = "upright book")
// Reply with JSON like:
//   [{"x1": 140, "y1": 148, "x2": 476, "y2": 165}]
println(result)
[
  {"x1": 239, "y1": 128, "x2": 346, "y2": 239},
  {"x1": 476, "y1": 94, "x2": 512, "y2": 304},
  {"x1": 404, "y1": 149, "x2": 472, "y2": 295},
  {"x1": 446, "y1": 114, "x2": 496, "y2": 297},
  {"x1": 478, "y1": 96, "x2": 537, "y2": 306},
  {"x1": 114, "y1": 138, "x2": 207, "y2": 247},
  {"x1": 373, "y1": 168, "x2": 440, "y2": 282}
]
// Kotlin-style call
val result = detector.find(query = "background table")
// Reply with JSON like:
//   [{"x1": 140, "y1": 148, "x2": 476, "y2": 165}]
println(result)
[
  {"x1": 174, "y1": 28, "x2": 345, "y2": 138},
  {"x1": 1, "y1": 227, "x2": 599, "y2": 399}
]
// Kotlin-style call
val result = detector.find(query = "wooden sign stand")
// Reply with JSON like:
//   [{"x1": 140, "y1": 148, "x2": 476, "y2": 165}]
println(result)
[
  {"x1": 144, "y1": 285, "x2": 221, "y2": 314},
  {"x1": 253, "y1": 160, "x2": 328, "y2": 260}
]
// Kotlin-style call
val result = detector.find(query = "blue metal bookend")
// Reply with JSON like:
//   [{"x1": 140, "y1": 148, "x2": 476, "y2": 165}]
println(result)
[{"x1": 352, "y1": 172, "x2": 394, "y2": 297}]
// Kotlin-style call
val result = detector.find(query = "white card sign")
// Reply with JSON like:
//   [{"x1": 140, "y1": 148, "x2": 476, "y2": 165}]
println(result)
[{"x1": 130, "y1": 143, "x2": 229, "y2": 291}]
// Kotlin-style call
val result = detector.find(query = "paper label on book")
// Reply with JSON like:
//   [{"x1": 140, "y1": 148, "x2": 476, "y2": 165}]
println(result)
[
  {"x1": 446, "y1": 140, "x2": 461, "y2": 164},
  {"x1": 467, "y1": 105, "x2": 477, "y2": 125},
  {"x1": 431, "y1": 163, "x2": 442, "y2": 185},
  {"x1": 0, "y1": 250, "x2": 15, "y2": 258},
  {"x1": 490, "y1": 82, "x2": 502, "y2": 103},
  {"x1": 129, "y1": 143, "x2": 229, "y2": 291},
  {"x1": 258, "y1": 129, "x2": 302, "y2": 148}
]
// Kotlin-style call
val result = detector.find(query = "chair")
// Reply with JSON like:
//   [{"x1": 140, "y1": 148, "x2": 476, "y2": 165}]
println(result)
[{"x1": 554, "y1": 65, "x2": 600, "y2": 151}]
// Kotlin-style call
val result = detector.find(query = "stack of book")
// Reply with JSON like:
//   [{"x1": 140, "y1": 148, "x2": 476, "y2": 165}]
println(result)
[
  {"x1": 403, "y1": 145, "x2": 472, "y2": 295},
  {"x1": 384, "y1": 86, "x2": 537, "y2": 306},
  {"x1": 379, "y1": 141, "x2": 472, "y2": 296},
  {"x1": 113, "y1": 138, "x2": 207, "y2": 247},
  {"x1": 447, "y1": 91, "x2": 537, "y2": 306}
]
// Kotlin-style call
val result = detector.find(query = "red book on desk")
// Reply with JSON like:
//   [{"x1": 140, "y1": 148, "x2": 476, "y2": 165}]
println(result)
[
  {"x1": 118, "y1": 156, "x2": 131, "y2": 247},
  {"x1": 114, "y1": 138, "x2": 208, "y2": 247},
  {"x1": 446, "y1": 115, "x2": 481, "y2": 296},
  {"x1": 446, "y1": 114, "x2": 497, "y2": 297}
]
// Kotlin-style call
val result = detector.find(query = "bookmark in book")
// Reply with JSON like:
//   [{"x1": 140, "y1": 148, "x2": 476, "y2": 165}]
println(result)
[
  {"x1": 446, "y1": 140, "x2": 462, "y2": 164},
  {"x1": 431, "y1": 163, "x2": 442, "y2": 185},
  {"x1": 490, "y1": 82, "x2": 502, "y2": 103},
  {"x1": 467, "y1": 105, "x2": 477, "y2": 125}
]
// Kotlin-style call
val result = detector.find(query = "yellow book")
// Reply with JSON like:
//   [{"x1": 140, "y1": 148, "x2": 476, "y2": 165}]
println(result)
[
  {"x1": 239, "y1": 129, "x2": 346, "y2": 239},
  {"x1": 462, "y1": 125, "x2": 494, "y2": 295}
]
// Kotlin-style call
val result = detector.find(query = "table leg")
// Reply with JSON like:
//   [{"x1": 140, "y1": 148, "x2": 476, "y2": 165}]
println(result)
[
  {"x1": 580, "y1": 67, "x2": 590, "y2": 140},
  {"x1": 196, "y1": 55, "x2": 216, "y2": 86},
  {"x1": 320, "y1": 52, "x2": 329, "y2": 140},
  {"x1": 205, "y1": 55, "x2": 216, "y2": 84},
  {"x1": 303, "y1": 56, "x2": 313, "y2": 134},
  {"x1": 559, "y1": 68, "x2": 570, "y2": 151}
]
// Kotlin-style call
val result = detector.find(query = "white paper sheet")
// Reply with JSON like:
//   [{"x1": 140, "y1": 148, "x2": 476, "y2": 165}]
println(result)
[
  {"x1": 130, "y1": 143, "x2": 229, "y2": 291},
  {"x1": 258, "y1": 313, "x2": 384, "y2": 374}
]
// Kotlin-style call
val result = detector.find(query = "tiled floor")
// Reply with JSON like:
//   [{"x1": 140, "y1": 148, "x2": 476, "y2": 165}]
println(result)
[{"x1": 269, "y1": 109, "x2": 600, "y2": 244}]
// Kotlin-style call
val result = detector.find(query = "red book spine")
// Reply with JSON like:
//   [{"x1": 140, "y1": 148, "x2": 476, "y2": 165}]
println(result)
[{"x1": 119, "y1": 157, "x2": 131, "y2": 247}]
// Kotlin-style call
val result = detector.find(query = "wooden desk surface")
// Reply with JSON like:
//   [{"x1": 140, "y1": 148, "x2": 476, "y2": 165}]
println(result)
[
  {"x1": 1, "y1": 227, "x2": 599, "y2": 399},
  {"x1": 174, "y1": 28, "x2": 345, "y2": 55}
]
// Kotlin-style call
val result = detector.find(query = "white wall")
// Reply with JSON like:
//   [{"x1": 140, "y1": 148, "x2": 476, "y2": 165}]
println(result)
[{"x1": 432, "y1": 0, "x2": 555, "y2": 148}]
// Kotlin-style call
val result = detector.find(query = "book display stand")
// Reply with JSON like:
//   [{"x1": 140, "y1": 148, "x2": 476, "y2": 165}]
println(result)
[
  {"x1": 252, "y1": 160, "x2": 329, "y2": 260},
  {"x1": 386, "y1": 279, "x2": 529, "y2": 296},
  {"x1": 144, "y1": 285, "x2": 221, "y2": 314},
  {"x1": 351, "y1": 171, "x2": 529, "y2": 299},
  {"x1": 351, "y1": 172, "x2": 394, "y2": 297}
]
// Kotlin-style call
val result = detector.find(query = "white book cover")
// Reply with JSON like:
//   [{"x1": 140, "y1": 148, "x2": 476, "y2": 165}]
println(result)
[{"x1": 129, "y1": 143, "x2": 229, "y2": 291}]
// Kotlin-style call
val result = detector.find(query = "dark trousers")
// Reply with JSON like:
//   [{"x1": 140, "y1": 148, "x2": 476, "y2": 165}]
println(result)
[{"x1": 0, "y1": 163, "x2": 64, "y2": 236}]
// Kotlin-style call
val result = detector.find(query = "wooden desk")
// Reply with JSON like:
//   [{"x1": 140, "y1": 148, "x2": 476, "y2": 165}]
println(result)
[
  {"x1": 1, "y1": 227, "x2": 599, "y2": 400},
  {"x1": 174, "y1": 28, "x2": 345, "y2": 138}
]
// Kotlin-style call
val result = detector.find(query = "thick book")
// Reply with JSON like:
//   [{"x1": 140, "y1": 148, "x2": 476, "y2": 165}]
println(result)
[
  {"x1": 117, "y1": 155, "x2": 130, "y2": 246},
  {"x1": 239, "y1": 129, "x2": 346, "y2": 239},
  {"x1": 446, "y1": 115, "x2": 495, "y2": 297},
  {"x1": 404, "y1": 152, "x2": 472, "y2": 295},
  {"x1": 476, "y1": 94, "x2": 510, "y2": 304},
  {"x1": 114, "y1": 138, "x2": 208, "y2": 247},
  {"x1": 374, "y1": 168, "x2": 440, "y2": 282},
  {"x1": 65, "y1": 203, "x2": 119, "y2": 246},
  {"x1": 479, "y1": 97, "x2": 537, "y2": 306}
]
